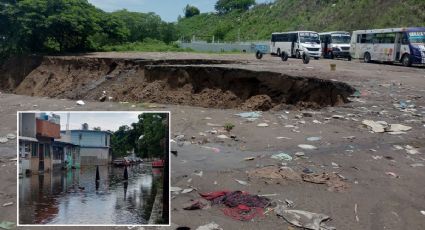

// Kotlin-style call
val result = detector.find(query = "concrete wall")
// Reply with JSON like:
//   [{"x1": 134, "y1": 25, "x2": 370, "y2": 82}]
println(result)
[
  {"x1": 179, "y1": 42, "x2": 259, "y2": 53},
  {"x1": 70, "y1": 131, "x2": 110, "y2": 148},
  {"x1": 80, "y1": 148, "x2": 109, "y2": 166},
  {"x1": 20, "y1": 113, "x2": 36, "y2": 138}
]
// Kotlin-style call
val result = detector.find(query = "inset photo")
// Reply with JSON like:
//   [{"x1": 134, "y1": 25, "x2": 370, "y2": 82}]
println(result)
[{"x1": 17, "y1": 111, "x2": 170, "y2": 226}]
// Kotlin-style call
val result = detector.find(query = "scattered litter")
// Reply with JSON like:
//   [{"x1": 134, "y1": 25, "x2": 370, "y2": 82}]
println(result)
[
  {"x1": 235, "y1": 112, "x2": 262, "y2": 121},
  {"x1": 200, "y1": 191, "x2": 270, "y2": 221},
  {"x1": 285, "y1": 199, "x2": 295, "y2": 208},
  {"x1": 194, "y1": 171, "x2": 203, "y2": 177},
  {"x1": 275, "y1": 205, "x2": 335, "y2": 230},
  {"x1": 0, "y1": 221, "x2": 15, "y2": 230},
  {"x1": 295, "y1": 152, "x2": 305, "y2": 157},
  {"x1": 182, "y1": 188, "x2": 194, "y2": 194},
  {"x1": 332, "y1": 115, "x2": 344, "y2": 119},
  {"x1": 201, "y1": 146, "x2": 220, "y2": 153},
  {"x1": 257, "y1": 123, "x2": 269, "y2": 127},
  {"x1": 244, "y1": 157, "x2": 255, "y2": 161},
  {"x1": 331, "y1": 162, "x2": 340, "y2": 168},
  {"x1": 312, "y1": 120, "x2": 322, "y2": 124},
  {"x1": 386, "y1": 172, "x2": 399, "y2": 178},
  {"x1": 248, "y1": 166, "x2": 301, "y2": 182},
  {"x1": 411, "y1": 163, "x2": 424, "y2": 167},
  {"x1": 5, "y1": 134, "x2": 15, "y2": 140},
  {"x1": 362, "y1": 120, "x2": 385, "y2": 133},
  {"x1": 204, "y1": 117, "x2": 212, "y2": 120},
  {"x1": 343, "y1": 136, "x2": 356, "y2": 140},
  {"x1": 386, "y1": 124, "x2": 412, "y2": 133},
  {"x1": 0, "y1": 137, "x2": 8, "y2": 143},
  {"x1": 393, "y1": 145, "x2": 404, "y2": 150},
  {"x1": 196, "y1": 222, "x2": 223, "y2": 230},
  {"x1": 258, "y1": 194, "x2": 278, "y2": 197},
  {"x1": 235, "y1": 179, "x2": 249, "y2": 186},
  {"x1": 372, "y1": 155, "x2": 383, "y2": 160},
  {"x1": 171, "y1": 187, "x2": 183, "y2": 193},
  {"x1": 306, "y1": 137, "x2": 321, "y2": 142},
  {"x1": 303, "y1": 168, "x2": 314, "y2": 174},
  {"x1": 354, "y1": 203, "x2": 359, "y2": 222},
  {"x1": 421, "y1": 210, "x2": 425, "y2": 216},
  {"x1": 276, "y1": 136, "x2": 292, "y2": 140},
  {"x1": 207, "y1": 123, "x2": 222, "y2": 127},
  {"x1": 405, "y1": 145, "x2": 420, "y2": 155},
  {"x1": 183, "y1": 200, "x2": 207, "y2": 210},
  {"x1": 2, "y1": 202, "x2": 13, "y2": 207},
  {"x1": 216, "y1": 135, "x2": 229, "y2": 139},
  {"x1": 298, "y1": 144, "x2": 318, "y2": 150},
  {"x1": 76, "y1": 100, "x2": 85, "y2": 106},
  {"x1": 271, "y1": 153, "x2": 293, "y2": 161},
  {"x1": 302, "y1": 172, "x2": 349, "y2": 192}
]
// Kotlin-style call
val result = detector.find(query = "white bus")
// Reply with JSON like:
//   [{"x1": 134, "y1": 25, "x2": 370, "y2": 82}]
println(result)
[
  {"x1": 350, "y1": 27, "x2": 425, "y2": 66},
  {"x1": 270, "y1": 31, "x2": 321, "y2": 59},
  {"x1": 319, "y1": 31, "x2": 351, "y2": 60}
]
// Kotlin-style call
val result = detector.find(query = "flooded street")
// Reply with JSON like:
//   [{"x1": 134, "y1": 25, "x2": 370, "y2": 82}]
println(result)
[{"x1": 19, "y1": 165, "x2": 162, "y2": 225}]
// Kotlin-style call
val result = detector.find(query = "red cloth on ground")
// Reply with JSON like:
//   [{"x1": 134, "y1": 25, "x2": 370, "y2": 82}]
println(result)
[{"x1": 199, "y1": 191, "x2": 229, "y2": 200}]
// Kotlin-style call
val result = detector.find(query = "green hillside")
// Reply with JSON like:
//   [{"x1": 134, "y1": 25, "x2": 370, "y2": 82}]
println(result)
[{"x1": 176, "y1": 0, "x2": 425, "y2": 42}]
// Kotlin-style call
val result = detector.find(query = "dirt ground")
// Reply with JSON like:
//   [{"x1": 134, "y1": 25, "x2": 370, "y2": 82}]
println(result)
[{"x1": 1, "y1": 52, "x2": 425, "y2": 230}]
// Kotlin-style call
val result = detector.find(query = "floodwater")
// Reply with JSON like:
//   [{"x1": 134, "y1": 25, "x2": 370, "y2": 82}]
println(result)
[{"x1": 19, "y1": 164, "x2": 162, "y2": 225}]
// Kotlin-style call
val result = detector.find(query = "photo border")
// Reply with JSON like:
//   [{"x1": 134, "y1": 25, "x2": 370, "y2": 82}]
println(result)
[{"x1": 16, "y1": 111, "x2": 171, "y2": 227}]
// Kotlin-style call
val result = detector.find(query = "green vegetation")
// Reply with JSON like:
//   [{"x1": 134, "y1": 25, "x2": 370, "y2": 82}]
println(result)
[
  {"x1": 177, "y1": 0, "x2": 425, "y2": 42},
  {"x1": 101, "y1": 39, "x2": 191, "y2": 52},
  {"x1": 111, "y1": 113, "x2": 168, "y2": 159},
  {"x1": 1, "y1": 0, "x2": 425, "y2": 58},
  {"x1": 184, "y1": 4, "x2": 200, "y2": 18},
  {"x1": 0, "y1": 0, "x2": 177, "y2": 58},
  {"x1": 224, "y1": 123, "x2": 235, "y2": 132}
]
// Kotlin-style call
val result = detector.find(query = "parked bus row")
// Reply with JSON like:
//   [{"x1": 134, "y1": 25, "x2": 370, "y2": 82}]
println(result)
[{"x1": 257, "y1": 27, "x2": 425, "y2": 67}]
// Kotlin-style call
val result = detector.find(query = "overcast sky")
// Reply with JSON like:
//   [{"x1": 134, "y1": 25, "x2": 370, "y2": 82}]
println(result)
[
  {"x1": 88, "y1": 0, "x2": 273, "y2": 22},
  {"x1": 53, "y1": 112, "x2": 141, "y2": 132}
]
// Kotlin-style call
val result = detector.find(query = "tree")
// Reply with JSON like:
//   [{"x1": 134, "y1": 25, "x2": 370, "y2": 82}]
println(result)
[
  {"x1": 184, "y1": 4, "x2": 200, "y2": 18},
  {"x1": 215, "y1": 0, "x2": 255, "y2": 14}
]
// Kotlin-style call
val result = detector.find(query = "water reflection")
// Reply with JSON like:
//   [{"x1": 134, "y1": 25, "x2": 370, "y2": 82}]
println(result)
[{"x1": 19, "y1": 165, "x2": 160, "y2": 225}]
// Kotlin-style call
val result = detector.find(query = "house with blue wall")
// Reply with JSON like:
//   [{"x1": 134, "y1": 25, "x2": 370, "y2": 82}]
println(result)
[{"x1": 66, "y1": 129, "x2": 112, "y2": 166}]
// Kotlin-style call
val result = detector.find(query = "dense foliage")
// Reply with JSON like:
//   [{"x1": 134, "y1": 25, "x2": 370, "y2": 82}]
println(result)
[
  {"x1": 110, "y1": 113, "x2": 168, "y2": 159},
  {"x1": 215, "y1": 0, "x2": 256, "y2": 14},
  {"x1": 177, "y1": 0, "x2": 425, "y2": 42},
  {"x1": 0, "y1": 0, "x2": 178, "y2": 57},
  {"x1": 184, "y1": 4, "x2": 200, "y2": 18}
]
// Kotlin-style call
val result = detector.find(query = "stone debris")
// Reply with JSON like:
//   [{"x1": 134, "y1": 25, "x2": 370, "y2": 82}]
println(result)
[
  {"x1": 234, "y1": 179, "x2": 249, "y2": 186},
  {"x1": 6, "y1": 134, "x2": 16, "y2": 140},
  {"x1": 171, "y1": 187, "x2": 183, "y2": 193},
  {"x1": 306, "y1": 137, "x2": 322, "y2": 142},
  {"x1": 216, "y1": 135, "x2": 229, "y2": 139},
  {"x1": 0, "y1": 137, "x2": 8, "y2": 143}
]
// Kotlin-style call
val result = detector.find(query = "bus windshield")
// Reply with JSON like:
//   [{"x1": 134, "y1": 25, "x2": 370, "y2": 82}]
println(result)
[
  {"x1": 408, "y1": 32, "x2": 425, "y2": 44},
  {"x1": 331, "y1": 34, "x2": 351, "y2": 44},
  {"x1": 299, "y1": 32, "x2": 320, "y2": 44}
]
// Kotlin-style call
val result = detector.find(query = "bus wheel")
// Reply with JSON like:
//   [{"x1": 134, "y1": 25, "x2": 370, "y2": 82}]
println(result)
[
  {"x1": 364, "y1": 52, "x2": 371, "y2": 63},
  {"x1": 255, "y1": 51, "x2": 263, "y2": 60},
  {"x1": 296, "y1": 51, "x2": 301, "y2": 59},
  {"x1": 277, "y1": 48, "x2": 281, "y2": 57},
  {"x1": 327, "y1": 51, "x2": 334, "y2": 59},
  {"x1": 314, "y1": 57, "x2": 320, "y2": 60},
  {"x1": 281, "y1": 51, "x2": 289, "y2": 61},
  {"x1": 402, "y1": 54, "x2": 412, "y2": 67},
  {"x1": 302, "y1": 53, "x2": 310, "y2": 64}
]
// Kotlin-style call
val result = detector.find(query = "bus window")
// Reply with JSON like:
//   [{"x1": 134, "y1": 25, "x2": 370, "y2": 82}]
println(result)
[{"x1": 402, "y1": 33, "x2": 409, "y2": 44}]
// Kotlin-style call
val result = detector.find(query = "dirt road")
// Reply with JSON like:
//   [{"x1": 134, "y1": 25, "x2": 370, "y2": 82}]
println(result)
[{"x1": 1, "y1": 52, "x2": 425, "y2": 229}]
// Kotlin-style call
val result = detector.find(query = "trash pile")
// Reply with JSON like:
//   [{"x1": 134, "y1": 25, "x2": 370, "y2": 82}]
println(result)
[
  {"x1": 362, "y1": 120, "x2": 412, "y2": 134},
  {"x1": 199, "y1": 191, "x2": 271, "y2": 221},
  {"x1": 275, "y1": 205, "x2": 335, "y2": 230}
]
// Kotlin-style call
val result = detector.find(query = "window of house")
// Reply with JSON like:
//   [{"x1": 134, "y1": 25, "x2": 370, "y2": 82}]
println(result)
[
  {"x1": 32, "y1": 143, "x2": 38, "y2": 157},
  {"x1": 45, "y1": 144, "x2": 50, "y2": 158}
]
